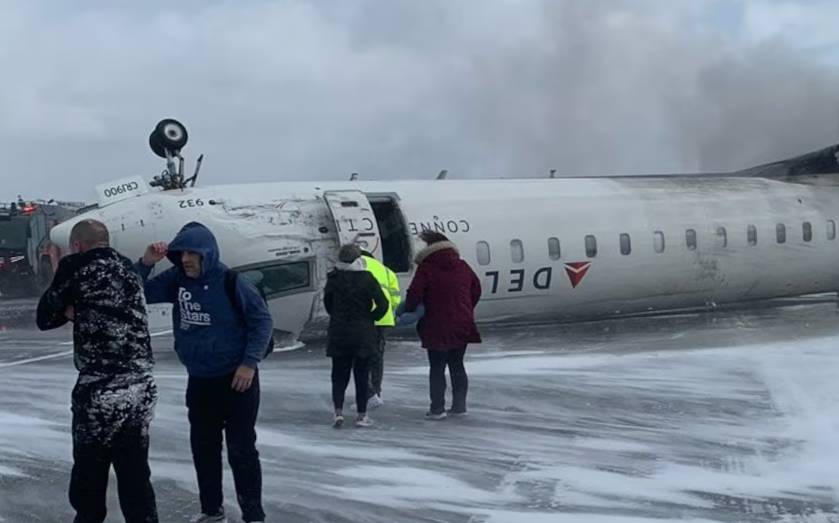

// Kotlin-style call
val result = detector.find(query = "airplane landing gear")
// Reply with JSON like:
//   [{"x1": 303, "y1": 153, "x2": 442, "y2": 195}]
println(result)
[
  {"x1": 147, "y1": 119, "x2": 203, "y2": 191},
  {"x1": 149, "y1": 119, "x2": 188, "y2": 158}
]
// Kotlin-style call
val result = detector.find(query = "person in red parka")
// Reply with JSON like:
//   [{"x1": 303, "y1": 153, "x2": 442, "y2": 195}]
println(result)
[{"x1": 402, "y1": 230, "x2": 482, "y2": 419}]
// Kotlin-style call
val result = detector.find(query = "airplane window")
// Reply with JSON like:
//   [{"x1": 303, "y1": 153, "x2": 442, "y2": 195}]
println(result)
[
  {"x1": 747, "y1": 225, "x2": 757, "y2": 246},
  {"x1": 716, "y1": 227, "x2": 727, "y2": 248},
  {"x1": 510, "y1": 239, "x2": 524, "y2": 263},
  {"x1": 619, "y1": 233, "x2": 631, "y2": 255},
  {"x1": 776, "y1": 223, "x2": 786, "y2": 244},
  {"x1": 585, "y1": 235, "x2": 597, "y2": 258},
  {"x1": 685, "y1": 229, "x2": 696, "y2": 251},
  {"x1": 803, "y1": 221, "x2": 812, "y2": 242},
  {"x1": 653, "y1": 231, "x2": 665, "y2": 253},
  {"x1": 547, "y1": 237, "x2": 561, "y2": 260},
  {"x1": 477, "y1": 241, "x2": 491, "y2": 266},
  {"x1": 828, "y1": 220, "x2": 836, "y2": 240},
  {"x1": 239, "y1": 260, "x2": 311, "y2": 299}
]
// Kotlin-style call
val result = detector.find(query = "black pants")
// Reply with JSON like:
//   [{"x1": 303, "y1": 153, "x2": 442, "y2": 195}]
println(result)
[
  {"x1": 69, "y1": 416, "x2": 158, "y2": 523},
  {"x1": 427, "y1": 346, "x2": 468, "y2": 415},
  {"x1": 331, "y1": 355, "x2": 370, "y2": 414},
  {"x1": 367, "y1": 328, "x2": 386, "y2": 397},
  {"x1": 186, "y1": 370, "x2": 264, "y2": 522}
]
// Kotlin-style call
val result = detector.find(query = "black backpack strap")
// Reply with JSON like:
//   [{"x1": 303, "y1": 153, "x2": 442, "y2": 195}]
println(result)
[
  {"x1": 224, "y1": 269, "x2": 243, "y2": 319},
  {"x1": 224, "y1": 269, "x2": 275, "y2": 358}
]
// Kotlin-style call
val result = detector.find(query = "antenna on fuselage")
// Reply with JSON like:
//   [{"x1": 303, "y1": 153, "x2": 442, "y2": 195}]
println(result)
[
  {"x1": 437, "y1": 169, "x2": 448, "y2": 180},
  {"x1": 148, "y1": 119, "x2": 204, "y2": 191}
]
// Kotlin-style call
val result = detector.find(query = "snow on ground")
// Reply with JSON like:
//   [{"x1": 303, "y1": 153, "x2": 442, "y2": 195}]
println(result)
[{"x1": 0, "y1": 300, "x2": 838, "y2": 521}]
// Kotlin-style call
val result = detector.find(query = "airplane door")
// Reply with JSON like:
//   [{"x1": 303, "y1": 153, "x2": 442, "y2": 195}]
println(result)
[{"x1": 323, "y1": 190, "x2": 383, "y2": 262}]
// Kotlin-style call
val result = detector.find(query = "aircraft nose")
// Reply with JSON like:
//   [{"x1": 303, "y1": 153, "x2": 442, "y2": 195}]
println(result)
[{"x1": 50, "y1": 214, "x2": 87, "y2": 249}]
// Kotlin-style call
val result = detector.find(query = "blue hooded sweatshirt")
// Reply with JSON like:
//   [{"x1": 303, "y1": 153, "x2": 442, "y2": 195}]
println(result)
[{"x1": 135, "y1": 222, "x2": 274, "y2": 378}]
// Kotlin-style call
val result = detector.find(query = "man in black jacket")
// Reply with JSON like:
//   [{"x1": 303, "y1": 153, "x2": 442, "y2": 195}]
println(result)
[
  {"x1": 36, "y1": 219, "x2": 159, "y2": 523},
  {"x1": 323, "y1": 244, "x2": 389, "y2": 428}
]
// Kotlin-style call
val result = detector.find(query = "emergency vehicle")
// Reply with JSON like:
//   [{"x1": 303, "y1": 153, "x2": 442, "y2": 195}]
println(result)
[{"x1": 0, "y1": 199, "x2": 76, "y2": 298}]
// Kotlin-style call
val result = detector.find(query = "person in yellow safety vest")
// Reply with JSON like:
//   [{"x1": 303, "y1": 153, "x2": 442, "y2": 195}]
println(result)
[{"x1": 360, "y1": 249, "x2": 401, "y2": 409}]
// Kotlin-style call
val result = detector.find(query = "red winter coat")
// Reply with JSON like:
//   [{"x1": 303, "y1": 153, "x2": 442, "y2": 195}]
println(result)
[{"x1": 403, "y1": 241, "x2": 482, "y2": 351}]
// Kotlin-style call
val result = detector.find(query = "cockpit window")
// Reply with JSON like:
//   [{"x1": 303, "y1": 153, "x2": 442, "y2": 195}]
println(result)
[{"x1": 239, "y1": 260, "x2": 312, "y2": 298}]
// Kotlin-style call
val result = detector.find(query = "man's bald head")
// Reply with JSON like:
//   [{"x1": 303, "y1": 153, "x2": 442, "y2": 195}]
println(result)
[{"x1": 69, "y1": 219, "x2": 110, "y2": 253}]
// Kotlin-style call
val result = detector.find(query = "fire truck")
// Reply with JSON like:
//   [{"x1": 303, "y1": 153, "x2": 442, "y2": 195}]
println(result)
[{"x1": 0, "y1": 198, "x2": 78, "y2": 299}]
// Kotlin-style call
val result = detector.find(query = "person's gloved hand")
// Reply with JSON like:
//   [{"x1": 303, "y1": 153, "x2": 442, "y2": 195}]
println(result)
[{"x1": 396, "y1": 302, "x2": 425, "y2": 326}]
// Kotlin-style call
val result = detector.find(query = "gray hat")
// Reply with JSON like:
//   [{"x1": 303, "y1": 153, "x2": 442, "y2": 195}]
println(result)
[{"x1": 338, "y1": 244, "x2": 361, "y2": 263}]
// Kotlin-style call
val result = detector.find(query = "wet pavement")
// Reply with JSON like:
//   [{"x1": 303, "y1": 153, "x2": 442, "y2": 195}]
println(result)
[{"x1": 1, "y1": 299, "x2": 839, "y2": 522}]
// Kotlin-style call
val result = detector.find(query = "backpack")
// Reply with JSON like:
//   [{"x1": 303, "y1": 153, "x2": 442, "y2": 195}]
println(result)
[{"x1": 223, "y1": 269, "x2": 275, "y2": 359}]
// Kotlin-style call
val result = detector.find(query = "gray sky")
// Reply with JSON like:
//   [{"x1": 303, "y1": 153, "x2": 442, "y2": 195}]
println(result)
[{"x1": 2, "y1": 0, "x2": 839, "y2": 201}]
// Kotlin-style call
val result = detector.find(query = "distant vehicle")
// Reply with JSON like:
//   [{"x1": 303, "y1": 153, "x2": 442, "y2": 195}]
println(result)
[{"x1": 0, "y1": 199, "x2": 75, "y2": 299}]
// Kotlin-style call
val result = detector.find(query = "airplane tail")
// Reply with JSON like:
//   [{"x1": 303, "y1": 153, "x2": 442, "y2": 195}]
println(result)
[{"x1": 733, "y1": 143, "x2": 839, "y2": 178}]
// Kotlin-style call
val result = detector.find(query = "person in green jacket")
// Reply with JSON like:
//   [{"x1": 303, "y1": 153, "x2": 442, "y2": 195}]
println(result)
[{"x1": 360, "y1": 249, "x2": 401, "y2": 409}]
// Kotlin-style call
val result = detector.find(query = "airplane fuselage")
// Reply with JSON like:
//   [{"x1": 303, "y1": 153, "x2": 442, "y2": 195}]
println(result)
[{"x1": 51, "y1": 175, "x2": 839, "y2": 341}]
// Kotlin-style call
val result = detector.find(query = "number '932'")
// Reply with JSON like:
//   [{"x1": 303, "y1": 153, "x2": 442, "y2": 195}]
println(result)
[{"x1": 178, "y1": 199, "x2": 204, "y2": 208}]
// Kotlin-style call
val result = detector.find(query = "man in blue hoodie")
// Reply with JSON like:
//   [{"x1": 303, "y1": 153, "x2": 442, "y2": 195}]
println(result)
[{"x1": 135, "y1": 222, "x2": 273, "y2": 523}]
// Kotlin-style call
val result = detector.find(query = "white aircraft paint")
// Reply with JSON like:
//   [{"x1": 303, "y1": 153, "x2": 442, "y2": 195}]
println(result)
[{"x1": 48, "y1": 139, "x2": 839, "y2": 344}]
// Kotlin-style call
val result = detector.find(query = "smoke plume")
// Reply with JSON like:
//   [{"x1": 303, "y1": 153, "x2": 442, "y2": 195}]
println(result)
[{"x1": 0, "y1": 0, "x2": 838, "y2": 198}]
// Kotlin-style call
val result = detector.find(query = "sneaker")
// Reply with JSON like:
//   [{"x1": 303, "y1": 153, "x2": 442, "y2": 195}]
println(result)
[
  {"x1": 355, "y1": 414, "x2": 374, "y2": 427},
  {"x1": 189, "y1": 511, "x2": 226, "y2": 523},
  {"x1": 333, "y1": 412, "x2": 344, "y2": 428},
  {"x1": 447, "y1": 409, "x2": 467, "y2": 418},
  {"x1": 367, "y1": 393, "x2": 383, "y2": 410},
  {"x1": 425, "y1": 411, "x2": 447, "y2": 420}
]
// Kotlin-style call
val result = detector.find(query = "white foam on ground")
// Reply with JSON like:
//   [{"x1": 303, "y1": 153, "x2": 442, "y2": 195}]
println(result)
[
  {"x1": 383, "y1": 334, "x2": 839, "y2": 517},
  {"x1": 470, "y1": 511, "x2": 722, "y2": 523},
  {"x1": 2, "y1": 326, "x2": 839, "y2": 521},
  {"x1": 326, "y1": 465, "x2": 519, "y2": 509},
  {"x1": 0, "y1": 464, "x2": 26, "y2": 478},
  {"x1": 0, "y1": 410, "x2": 70, "y2": 464},
  {"x1": 256, "y1": 429, "x2": 439, "y2": 463}
]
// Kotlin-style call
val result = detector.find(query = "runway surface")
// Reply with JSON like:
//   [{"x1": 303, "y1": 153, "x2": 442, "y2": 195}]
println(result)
[{"x1": 1, "y1": 299, "x2": 839, "y2": 522}]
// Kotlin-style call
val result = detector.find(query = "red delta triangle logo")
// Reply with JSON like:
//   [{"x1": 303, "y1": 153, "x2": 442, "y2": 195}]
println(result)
[{"x1": 563, "y1": 261, "x2": 592, "y2": 289}]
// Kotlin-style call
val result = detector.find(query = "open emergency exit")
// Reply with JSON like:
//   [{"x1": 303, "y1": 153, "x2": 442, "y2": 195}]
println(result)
[
  {"x1": 323, "y1": 190, "x2": 384, "y2": 263},
  {"x1": 323, "y1": 190, "x2": 414, "y2": 273}
]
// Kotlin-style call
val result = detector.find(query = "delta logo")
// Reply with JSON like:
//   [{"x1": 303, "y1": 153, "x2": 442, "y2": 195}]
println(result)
[{"x1": 563, "y1": 261, "x2": 592, "y2": 289}]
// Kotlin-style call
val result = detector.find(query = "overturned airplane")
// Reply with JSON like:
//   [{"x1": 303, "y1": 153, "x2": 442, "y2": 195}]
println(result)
[{"x1": 50, "y1": 119, "x2": 839, "y2": 345}]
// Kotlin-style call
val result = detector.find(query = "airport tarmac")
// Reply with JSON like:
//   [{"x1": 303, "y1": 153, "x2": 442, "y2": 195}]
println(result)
[{"x1": 1, "y1": 299, "x2": 839, "y2": 522}]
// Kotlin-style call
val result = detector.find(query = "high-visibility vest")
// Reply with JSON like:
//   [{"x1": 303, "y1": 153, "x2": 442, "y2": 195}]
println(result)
[{"x1": 362, "y1": 254, "x2": 401, "y2": 327}]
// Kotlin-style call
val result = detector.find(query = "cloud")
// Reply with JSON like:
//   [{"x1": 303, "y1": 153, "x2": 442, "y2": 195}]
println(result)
[
  {"x1": 0, "y1": 0, "x2": 838, "y2": 201},
  {"x1": 740, "y1": 0, "x2": 839, "y2": 52}
]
